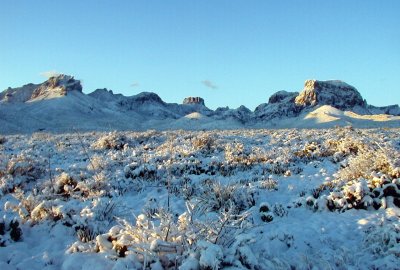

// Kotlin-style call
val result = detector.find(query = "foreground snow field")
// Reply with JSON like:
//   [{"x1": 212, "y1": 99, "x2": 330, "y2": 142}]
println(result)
[{"x1": 0, "y1": 128, "x2": 399, "y2": 269}]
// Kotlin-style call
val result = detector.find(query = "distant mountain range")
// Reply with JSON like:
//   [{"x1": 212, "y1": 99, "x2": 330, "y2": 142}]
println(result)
[{"x1": 1, "y1": 75, "x2": 400, "y2": 133}]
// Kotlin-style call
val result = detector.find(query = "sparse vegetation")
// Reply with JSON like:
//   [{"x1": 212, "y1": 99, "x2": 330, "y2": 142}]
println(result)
[{"x1": 0, "y1": 128, "x2": 399, "y2": 269}]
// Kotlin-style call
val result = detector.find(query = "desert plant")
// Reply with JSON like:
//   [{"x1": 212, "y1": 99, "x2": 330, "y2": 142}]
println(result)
[{"x1": 92, "y1": 132, "x2": 128, "y2": 150}]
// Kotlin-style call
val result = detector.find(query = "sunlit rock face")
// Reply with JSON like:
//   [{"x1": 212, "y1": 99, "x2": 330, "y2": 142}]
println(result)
[
  {"x1": 183, "y1": 97, "x2": 205, "y2": 106},
  {"x1": 31, "y1": 75, "x2": 82, "y2": 99},
  {"x1": 0, "y1": 74, "x2": 83, "y2": 103},
  {"x1": 295, "y1": 80, "x2": 366, "y2": 110}
]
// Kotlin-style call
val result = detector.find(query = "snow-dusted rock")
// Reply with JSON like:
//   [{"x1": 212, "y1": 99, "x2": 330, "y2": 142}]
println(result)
[
  {"x1": 268, "y1": 90, "x2": 298, "y2": 104},
  {"x1": 295, "y1": 79, "x2": 366, "y2": 110},
  {"x1": 0, "y1": 74, "x2": 82, "y2": 103},
  {"x1": 88, "y1": 88, "x2": 124, "y2": 102},
  {"x1": 254, "y1": 91, "x2": 301, "y2": 121},
  {"x1": 0, "y1": 83, "x2": 39, "y2": 103},
  {"x1": 183, "y1": 97, "x2": 205, "y2": 106}
]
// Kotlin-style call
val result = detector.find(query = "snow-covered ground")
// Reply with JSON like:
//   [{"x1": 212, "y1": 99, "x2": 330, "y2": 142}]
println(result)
[{"x1": 0, "y1": 128, "x2": 399, "y2": 269}]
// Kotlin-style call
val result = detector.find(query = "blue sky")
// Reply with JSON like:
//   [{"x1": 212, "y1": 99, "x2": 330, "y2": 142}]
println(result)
[{"x1": 1, "y1": 1, "x2": 399, "y2": 110}]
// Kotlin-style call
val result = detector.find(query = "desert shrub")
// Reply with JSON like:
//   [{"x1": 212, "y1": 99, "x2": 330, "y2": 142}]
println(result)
[
  {"x1": 53, "y1": 172, "x2": 78, "y2": 197},
  {"x1": 324, "y1": 175, "x2": 400, "y2": 212},
  {"x1": 363, "y1": 221, "x2": 400, "y2": 260},
  {"x1": 192, "y1": 133, "x2": 216, "y2": 154},
  {"x1": 267, "y1": 161, "x2": 291, "y2": 175},
  {"x1": 9, "y1": 219, "x2": 22, "y2": 241},
  {"x1": 169, "y1": 158, "x2": 206, "y2": 177},
  {"x1": 259, "y1": 203, "x2": 273, "y2": 222},
  {"x1": 76, "y1": 225, "x2": 98, "y2": 243},
  {"x1": 337, "y1": 150, "x2": 390, "y2": 182},
  {"x1": 258, "y1": 177, "x2": 278, "y2": 190},
  {"x1": 325, "y1": 137, "x2": 367, "y2": 161},
  {"x1": 194, "y1": 181, "x2": 255, "y2": 214},
  {"x1": 6, "y1": 192, "x2": 66, "y2": 224},
  {"x1": 124, "y1": 162, "x2": 158, "y2": 181},
  {"x1": 224, "y1": 142, "x2": 267, "y2": 167},
  {"x1": 272, "y1": 203, "x2": 288, "y2": 217},
  {"x1": 0, "y1": 154, "x2": 45, "y2": 195},
  {"x1": 293, "y1": 141, "x2": 321, "y2": 161},
  {"x1": 69, "y1": 210, "x2": 186, "y2": 266},
  {"x1": 0, "y1": 218, "x2": 22, "y2": 246},
  {"x1": 92, "y1": 132, "x2": 128, "y2": 150}
]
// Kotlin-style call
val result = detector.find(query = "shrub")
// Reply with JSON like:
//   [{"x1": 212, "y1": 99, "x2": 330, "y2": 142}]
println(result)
[
  {"x1": 92, "y1": 132, "x2": 127, "y2": 150},
  {"x1": 192, "y1": 133, "x2": 216, "y2": 154},
  {"x1": 194, "y1": 181, "x2": 255, "y2": 214}
]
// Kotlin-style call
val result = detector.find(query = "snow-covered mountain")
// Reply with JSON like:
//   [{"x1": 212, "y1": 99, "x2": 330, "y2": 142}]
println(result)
[{"x1": 1, "y1": 75, "x2": 400, "y2": 133}]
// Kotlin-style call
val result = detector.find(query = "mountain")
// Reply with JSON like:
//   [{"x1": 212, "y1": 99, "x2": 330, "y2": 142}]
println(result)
[
  {"x1": 0, "y1": 75, "x2": 82, "y2": 103},
  {"x1": 1, "y1": 75, "x2": 399, "y2": 133}
]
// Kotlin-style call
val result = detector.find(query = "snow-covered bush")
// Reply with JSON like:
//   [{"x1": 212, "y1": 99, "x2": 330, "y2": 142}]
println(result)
[
  {"x1": 324, "y1": 175, "x2": 400, "y2": 211},
  {"x1": 0, "y1": 218, "x2": 22, "y2": 246},
  {"x1": 191, "y1": 133, "x2": 217, "y2": 154},
  {"x1": 0, "y1": 218, "x2": 22, "y2": 247},
  {"x1": 337, "y1": 148, "x2": 391, "y2": 182},
  {"x1": 2, "y1": 129, "x2": 400, "y2": 269},
  {"x1": 224, "y1": 142, "x2": 267, "y2": 168},
  {"x1": 259, "y1": 203, "x2": 273, "y2": 222},
  {"x1": 293, "y1": 141, "x2": 322, "y2": 161},
  {"x1": 76, "y1": 225, "x2": 97, "y2": 243},
  {"x1": 0, "y1": 154, "x2": 45, "y2": 195},
  {"x1": 6, "y1": 192, "x2": 64, "y2": 224},
  {"x1": 198, "y1": 241, "x2": 223, "y2": 269},
  {"x1": 124, "y1": 162, "x2": 159, "y2": 181},
  {"x1": 362, "y1": 220, "x2": 400, "y2": 269},
  {"x1": 194, "y1": 181, "x2": 255, "y2": 214},
  {"x1": 69, "y1": 210, "x2": 185, "y2": 266},
  {"x1": 258, "y1": 177, "x2": 278, "y2": 190},
  {"x1": 92, "y1": 132, "x2": 128, "y2": 150}
]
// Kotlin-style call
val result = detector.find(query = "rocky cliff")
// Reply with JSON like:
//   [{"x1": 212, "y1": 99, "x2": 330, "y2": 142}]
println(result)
[
  {"x1": 183, "y1": 97, "x2": 205, "y2": 106},
  {"x1": 0, "y1": 75, "x2": 82, "y2": 103},
  {"x1": 295, "y1": 80, "x2": 366, "y2": 110}
]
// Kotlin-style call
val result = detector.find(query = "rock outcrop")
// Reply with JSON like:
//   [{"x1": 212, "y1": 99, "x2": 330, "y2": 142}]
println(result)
[
  {"x1": 30, "y1": 75, "x2": 82, "y2": 100},
  {"x1": 295, "y1": 80, "x2": 366, "y2": 110},
  {"x1": 268, "y1": 91, "x2": 298, "y2": 104},
  {"x1": 0, "y1": 83, "x2": 39, "y2": 103},
  {"x1": 214, "y1": 105, "x2": 253, "y2": 124},
  {"x1": 0, "y1": 75, "x2": 82, "y2": 103},
  {"x1": 183, "y1": 97, "x2": 205, "y2": 106},
  {"x1": 89, "y1": 88, "x2": 124, "y2": 102},
  {"x1": 255, "y1": 91, "x2": 301, "y2": 121}
]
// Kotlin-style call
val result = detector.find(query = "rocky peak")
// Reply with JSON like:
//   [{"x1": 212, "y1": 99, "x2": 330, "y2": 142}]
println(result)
[
  {"x1": 183, "y1": 97, "x2": 205, "y2": 106},
  {"x1": 89, "y1": 88, "x2": 123, "y2": 102},
  {"x1": 268, "y1": 91, "x2": 298, "y2": 104},
  {"x1": 31, "y1": 74, "x2": 82, "y2": 100},
  {"x1": 295, "y1": 80, "x2": 366, "y2": 110},
  {"x1": 1, "y1": 83, "x2": 38, "y2": 103},
  {"x1": 130, "y1": 92, "x2": 164, "y2": 104}
]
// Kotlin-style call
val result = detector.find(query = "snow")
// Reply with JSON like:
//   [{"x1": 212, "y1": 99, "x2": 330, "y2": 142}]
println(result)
[{"x1": 0, "y1": 128, "x2": 399, "y2": 269}]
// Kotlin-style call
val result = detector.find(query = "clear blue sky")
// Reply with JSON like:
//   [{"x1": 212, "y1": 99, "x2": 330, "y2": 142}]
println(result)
[{"x1": 1, "y1": 0, "x2": 399, "y2": 110}]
